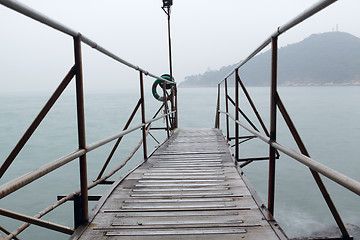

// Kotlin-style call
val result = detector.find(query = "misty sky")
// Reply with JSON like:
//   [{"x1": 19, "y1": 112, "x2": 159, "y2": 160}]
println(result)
[{"x1": 1, "y1": 0, "x2": 359, "y2": 92}]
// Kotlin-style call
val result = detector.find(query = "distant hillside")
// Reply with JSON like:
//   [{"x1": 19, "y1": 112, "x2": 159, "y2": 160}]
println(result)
[{"x1": 179, "y1": 32, "x2": 360, "y2": 87}]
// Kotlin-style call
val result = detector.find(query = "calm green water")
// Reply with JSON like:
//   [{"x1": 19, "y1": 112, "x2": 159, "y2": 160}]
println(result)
[{"x1": 0, "y1": 86, "x2": 359, "y2": 239}]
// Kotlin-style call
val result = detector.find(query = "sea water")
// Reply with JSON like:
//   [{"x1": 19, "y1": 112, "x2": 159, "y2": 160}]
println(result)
[{"x1": 0, "y1": 86, "x2": 359, "y2": 239}]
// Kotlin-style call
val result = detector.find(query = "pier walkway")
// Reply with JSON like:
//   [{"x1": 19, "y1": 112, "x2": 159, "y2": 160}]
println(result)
[{"x1": 71, "y1": 128, "x2": 286, "y2": 239}]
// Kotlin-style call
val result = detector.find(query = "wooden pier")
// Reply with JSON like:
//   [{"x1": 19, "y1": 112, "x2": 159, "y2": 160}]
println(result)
[{"x1": 71, "y1": 128, "x2": 286, "y2": 239}]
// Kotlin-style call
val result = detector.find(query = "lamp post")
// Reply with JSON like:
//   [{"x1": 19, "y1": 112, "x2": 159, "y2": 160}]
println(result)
[
  {"x1": 162, "y1": 0, "x2": 177, "y2": 128},
  {"x1": 162, "y1": 0, "x2": 173, "y2": 80}
]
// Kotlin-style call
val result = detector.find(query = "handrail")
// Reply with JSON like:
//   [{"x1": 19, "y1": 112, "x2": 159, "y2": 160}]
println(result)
[
  {"x1": 0, "y1": 0, "x2": 174, "y2": 84},
  {"x1": 0, "y1": 111, "x2": 174, "y2": 200},
  {"x1": 222, "y1": 0, "x2": 338, "y2": 80},
  {"x1": 0, "y1": 0, "x2": 179, "y2": 234},
  {"x1": 220, "y1": 111, "x2": 360, "y2": 197},
  {"x1": 215, "y1": 1, "x2": 355, "y2": 238}
]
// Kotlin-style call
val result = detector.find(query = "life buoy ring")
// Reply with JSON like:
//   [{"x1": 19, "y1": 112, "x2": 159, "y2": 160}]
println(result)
[{"x1": 152, "y1": 74, "x2": 175, "y2": 102}]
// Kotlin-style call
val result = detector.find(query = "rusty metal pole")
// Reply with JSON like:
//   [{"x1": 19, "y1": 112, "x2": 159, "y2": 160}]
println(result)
[
  {"x1": 162, "y1": 4, "x2": 174, "y2": 133},
  {"x1": 224, "y1": 79, "x2": 230, "y2": 141},
  {"x1": 162, "y1": 83, "x2": 170, "y2": 138},
  {"x1": 174, "y1": 86, "x2": 178, "y2": 128},
  {"x1": 235, "y1": 69, "x2": 240, "y2": 162},
  {"x1": 167, "y1": 11, "x2": 173, "y2": 86},
  {"x1": 215, "y1": 84, "x2": 220, "y2": 128},
  {"x1": 268, "y1": 36, "x2": 278, "y2": 216},
  {"x1": 0, "y1": 67, "x2": 75, "y2": 179},
  {"x1": 139, "y1": 71, "x2": 148, "y2": 160},
  {"x1": 167, "y1": 11, "x2": 176, "y2": 130},
  {"x1": 74, "y1": 35, "x2": 88, "y2": 225},
  {"x1": 238, "y1": 77, "x2": 270, "y2": 137},
  {"x1": 96, "y1": 99, "x2": 142, "y2": 180}
]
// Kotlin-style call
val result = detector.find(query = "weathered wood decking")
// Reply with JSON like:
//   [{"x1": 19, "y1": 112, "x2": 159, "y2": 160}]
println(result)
[{"x1": 72, "y1": 128, "x2": 286, "y2": 239}]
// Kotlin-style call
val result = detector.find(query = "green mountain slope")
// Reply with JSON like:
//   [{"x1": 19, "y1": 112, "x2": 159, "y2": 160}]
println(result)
[{"x1": 179, "y1": 32, "x2": 360, "y2": 87}]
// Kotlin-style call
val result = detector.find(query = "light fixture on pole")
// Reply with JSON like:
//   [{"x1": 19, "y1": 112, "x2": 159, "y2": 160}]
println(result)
[{"x1": 162, "y1": 0, "x2": 173, "y2": 8}]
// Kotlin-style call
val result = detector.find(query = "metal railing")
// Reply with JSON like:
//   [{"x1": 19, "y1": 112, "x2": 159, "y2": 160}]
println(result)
[
  {"x1": 215, "y1": 0, "x2": 359, "y2": 239},
  {"x1": 0, "y1": 0, "x2": 177, "y2": 238}
]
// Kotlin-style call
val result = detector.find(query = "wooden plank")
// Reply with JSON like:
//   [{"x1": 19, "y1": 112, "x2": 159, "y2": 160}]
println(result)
[{"x1": 105, "y1": 228, "x2": 247, "y2": 236}]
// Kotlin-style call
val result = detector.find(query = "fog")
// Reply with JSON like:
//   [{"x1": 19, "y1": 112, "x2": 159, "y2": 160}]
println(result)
[{"x1": 1, "y1": 0, "x2": 359, "y2": 92}]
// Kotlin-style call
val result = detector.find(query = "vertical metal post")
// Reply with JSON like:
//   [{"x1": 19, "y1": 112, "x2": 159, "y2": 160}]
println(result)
[
  {"x1": 235, "y1": 69, "x2": 240, "y2": 162},
  {"x1": 139, "y1": 71, "x2": 147, "y2": 160},
  {"x1": 174, "y1": 86, "x2": 178, "y2": 128},
  {"x1": 167, "y1": 12, "x2": 176, "y2": 130},
  {"x1": 73, "y1": 35, "x2": 88, "y2": 225},
  {"x1": 167, "y1": 9, "x2": 173, "y2": 89},
  {"x1": 268, "y1": 36, "x2": 278, "y2": 216},
  {"x1": 170, "y1": 92, "x2": 176, "y2": 130},
  {"x1": 73, "y1": 194, "x2": 82, "y2": 228},
  {"x1": 224, "y1": 78, "x2": 230, "y2": 141},
  {"x1": 162, "y1": 83, "x2": 170, "y2": 138},
  {"x1": 162, "y1": 5, "x2": 175, "y2": 132},
  {"x1": 215, "y1": 84, "x2": 220, "y2": 128}
]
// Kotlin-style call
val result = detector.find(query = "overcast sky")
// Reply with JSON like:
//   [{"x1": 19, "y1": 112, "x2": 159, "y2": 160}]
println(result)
[{"x1": 1, "y1": 0, "x2": 359, "y2": 92}]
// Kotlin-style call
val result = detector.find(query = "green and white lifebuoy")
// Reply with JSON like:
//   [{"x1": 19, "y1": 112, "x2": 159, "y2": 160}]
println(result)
[{"x1": 152, "y1": 74, "x2": 175, "y2": 102}]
